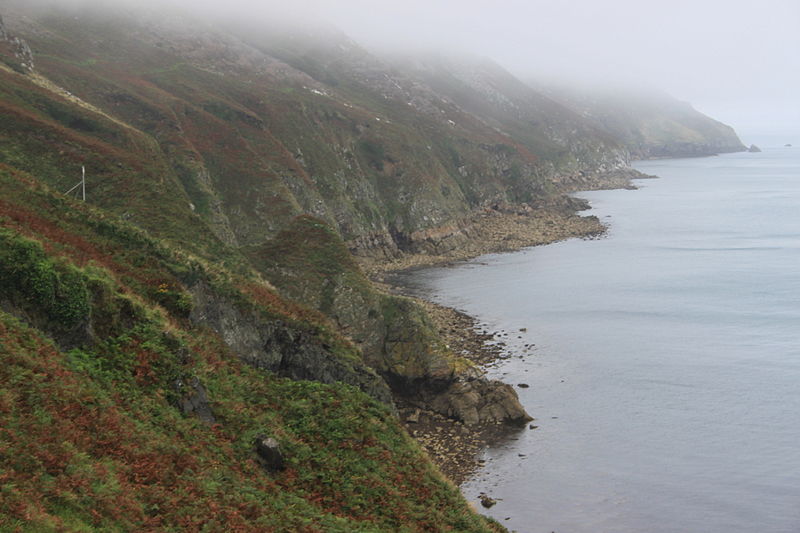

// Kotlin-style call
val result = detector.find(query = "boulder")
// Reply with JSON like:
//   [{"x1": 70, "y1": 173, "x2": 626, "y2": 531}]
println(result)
[
  {"x1": 747, "y1": 144, "x2": 761, "y2": 153},
  {"x1": 427, "y1": 377, "x2": 532, "y2": 426},
  {"x1": 254, "y1": 435, "x2": 285, "y2": 472},
  {"x1": 479, "y1": 494, "x2": 497, "y2": 508},
  {"x1": 405, "y1": 408, "x2": 421, "y2": 423}
]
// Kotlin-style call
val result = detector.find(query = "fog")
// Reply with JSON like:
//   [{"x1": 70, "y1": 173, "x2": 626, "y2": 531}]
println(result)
[
  {"x1": 317, "y1": 0, "x2": 800, "y2": 140},
  {"x1": 14, "y1": 0, "x2": 800, "y2": 139}
]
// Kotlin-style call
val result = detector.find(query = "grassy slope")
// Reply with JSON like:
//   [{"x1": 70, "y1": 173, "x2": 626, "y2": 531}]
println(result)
[
  {"x1": 0, "y1": 166, "x2": 501, "y2": 532},
  {"x1": 2, "y1": 5, "x2": 624, "y2": 253},
  {"x1": 0, "y1": 6, "x2": 551, "y2": 401},
  {"x1": 243, "y1": 215, "x2": 457, "y2": 382}
]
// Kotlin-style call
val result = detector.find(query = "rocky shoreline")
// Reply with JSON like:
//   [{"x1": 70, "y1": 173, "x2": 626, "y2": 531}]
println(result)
[
  {"x1": 365, "y1": 203, "x2": 605, "y2": 279},
  {"x1": 376, "y1": 211, "x2": 607, "y2": 485},
  {"x1": 396, "y1": 300, "x2": 534, "y2": 485},
  {"x1": 363, "y1": 168, "x2": 655, "y2": 277},
  {"x1": 375, "y1": 170, "x2": 656, "y2": 486}
]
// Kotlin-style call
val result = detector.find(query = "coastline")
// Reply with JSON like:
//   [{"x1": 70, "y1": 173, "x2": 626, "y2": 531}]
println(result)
[
  {"x1": 366, "y1": 203, "x2": 605, "y2": 280},
  {"x1": 394, "y1": 300, "x2": 528, "y2": 485},
  {"x1": 374, "y1": 169, "x2": 656, "y2": 486}
]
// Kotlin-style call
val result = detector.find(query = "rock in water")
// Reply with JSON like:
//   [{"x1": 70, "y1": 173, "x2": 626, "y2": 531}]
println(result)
[
  {"x1": 479, "y1": 494, "x2": 497, "y2": 508},
  {"x1": 748, "y1": 144, "x2": 762, "y2": 153},
  {"x1": 254, "y1": 435, "x2": 285, "y2": 472},
  {"x1": 786, "y1": 144, "x2": 793, "y2": 147}
]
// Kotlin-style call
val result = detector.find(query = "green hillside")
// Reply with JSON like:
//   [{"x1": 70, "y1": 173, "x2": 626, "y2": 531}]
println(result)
[
  {"x1": 0, "y1": 164, "x2": 503, "y2": 532},
  {"x1": 0, "y1": 1, "x2": 746, "y2": 530}
]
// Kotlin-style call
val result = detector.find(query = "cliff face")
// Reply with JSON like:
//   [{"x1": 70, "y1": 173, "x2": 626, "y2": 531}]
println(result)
[
  {"x1": 0, "y1": 3, "x2": 634, "y2": 260},
  {"x1": 0, "y1": 164, "x2": 515, "y2": 531},
  {"x1": 0, "y1": 0, "x2": 745, "y2": 417},
  {"x1": 538, "y1": 84, "x2": 746, "y2": 159},
  {"x1": 0, "y1": 8, "x2": 515, "y2": 528}
]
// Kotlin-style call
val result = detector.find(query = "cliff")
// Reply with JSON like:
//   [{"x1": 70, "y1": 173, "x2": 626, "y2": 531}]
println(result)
[
  {"x1": 0, "y1": 1, "x2": 620, "y2": 416},
  {"x1": 537, "y1": 84, "x2": 746, "y2": 158},
  {"x1": 0, "y1": 154, "x2": 508, "y2": 531},
  {"x1": 0, "y1": 1, "x2": 745, "y2": 529}
]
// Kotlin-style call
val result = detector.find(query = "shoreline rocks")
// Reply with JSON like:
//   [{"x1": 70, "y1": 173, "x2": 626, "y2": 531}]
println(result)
[
  {"x1": 378, "y1": 206, "x2": 601, "y2": 484},
  {"x1": 375, "y1": 173, "x2": 656, "y2": 485},
  {"x1": 426, "y1": 377, "x2": 532, "y2": 426}
]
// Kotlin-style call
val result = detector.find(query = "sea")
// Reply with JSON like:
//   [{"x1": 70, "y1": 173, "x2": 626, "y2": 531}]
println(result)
[{"x1": 401, "y1": 142, "x2": 800, "y2": 533}]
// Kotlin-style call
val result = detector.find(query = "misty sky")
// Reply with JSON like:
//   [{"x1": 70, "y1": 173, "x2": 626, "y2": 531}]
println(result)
[
  {"x1": 26, "y1": 0, "x2": 800, "y2": 140},
  {"x1": 310, "y1": 0, "x2": 799, "y2": 141}
]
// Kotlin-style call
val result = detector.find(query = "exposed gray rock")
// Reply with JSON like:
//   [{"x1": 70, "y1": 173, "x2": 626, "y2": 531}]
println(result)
[
  {"x1": 188, "y1": 281, "x2": 394, "y2": 406},
  {"x1": 11, "y1": 37, "x2": 33, "y2": 70},
  {"x1": 254, "y1": 435, "x2": 285, "y2": 472},
  {"x1": 175, "y1": 376, "x2": 216, "y2": 424},
  {"x1": 425, "y1": 377, "x2": 532, "y2": 426},
  {"x1": 748, "y1": 144, "x2": 762, "y2": 153},
  {"x1": 0, "y1": 16, "x2": 34, "y2": 71}
]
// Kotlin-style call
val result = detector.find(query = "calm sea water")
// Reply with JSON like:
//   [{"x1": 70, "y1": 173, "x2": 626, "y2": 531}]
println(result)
[{"x1": 403, "y1": 145, "x2": 800, "y2": 532}]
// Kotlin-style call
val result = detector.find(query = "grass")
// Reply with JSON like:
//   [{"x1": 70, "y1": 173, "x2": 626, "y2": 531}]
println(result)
[
  {"x1": 0, "y1": 9, "x2": 638, "y2": 530},
  {"x1": 1, "y1": 311, "x2": 502, "y2": 531},
  {"x1": 0, "y1": 168, "x2": 501, "y2": 531}
]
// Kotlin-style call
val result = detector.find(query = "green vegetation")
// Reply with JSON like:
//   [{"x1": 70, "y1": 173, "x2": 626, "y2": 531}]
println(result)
[
  {"x1": 358, "y1": 139, "x2": 387, "y2": 171},
  {"x1": 0, "y1": 312, "x2": 500, "y2": 531},
  {"x1": 0, "y1": 2, "x2": 743, "y2": 529},
  {"x1": 0, "y1": 165, "x2": 499, "y2": 531},
  {"x1": 0, "y1": 229, "x2": 90, "y2": 329},
  {"x1": 246, "y1": 215, "x2": 457, "y2": 382}
]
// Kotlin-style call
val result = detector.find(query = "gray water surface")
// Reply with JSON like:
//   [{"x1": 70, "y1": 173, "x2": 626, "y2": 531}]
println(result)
[{"x1": 402, "y1": 146, "x2": 800, "y2": 533}]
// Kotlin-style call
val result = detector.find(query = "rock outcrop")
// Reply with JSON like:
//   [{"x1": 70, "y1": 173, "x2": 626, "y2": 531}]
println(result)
[
  {"x1": 0, "y1": 14, "x2": 34, "y2": 72},
  {"x1": 254, "y1": 435, "x2": 285, "y2": 472},
  {"x1": 174, "y1": 376, "x2": 216, "y2": 424},
  {"x1": 424, "y1": 376, "x2": 532, "y2": 426},
  {"x1": 748, "y1": 144, "x2": 762, "y2": 153},
  {"x1": 188, "y1": 281, "x2": 394, "y2": 406}
]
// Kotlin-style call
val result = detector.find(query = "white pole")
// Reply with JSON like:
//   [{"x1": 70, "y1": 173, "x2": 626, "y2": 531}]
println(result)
[{"x1": 81, "y1": 166, "x2": 85, "y2": 201}]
